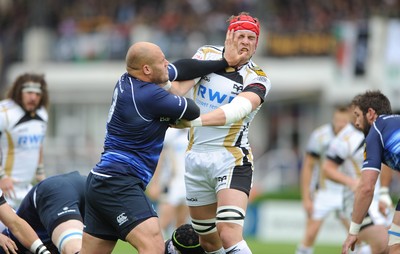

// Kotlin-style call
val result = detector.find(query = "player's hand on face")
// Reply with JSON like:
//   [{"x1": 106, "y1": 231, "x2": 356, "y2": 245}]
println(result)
[
  {"x1": 342, "y1": 234, "x2": 358, "y2": 254},
  {"x1": 171, "y1": 119, "x2": 191, "y2": 129},
  {"x1": 0, "y1": 234, "x2": 18, "y2": 254},
  {"x1": 0, "y1": 177, "x2": 16, "y2": 199},
  {"x1": 223, "y1": 29, "x2": 246, "y2": 67}
]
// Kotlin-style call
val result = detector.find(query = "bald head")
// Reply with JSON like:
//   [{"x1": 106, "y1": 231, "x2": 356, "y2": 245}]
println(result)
[
  {"x1": 125, "y1": 42, "x2": 169, "y2": 84},
  {"x1": 126, "y1": 42, "x2": 161, "y2": 70}
]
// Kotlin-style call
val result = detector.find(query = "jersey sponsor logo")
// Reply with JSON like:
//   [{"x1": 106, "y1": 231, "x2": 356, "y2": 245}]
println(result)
[
  {"x1": 17, "y1": 134, "x2": 44, "y2": 147},
  {"x1": 197, "y1": 84, "x2": 235, "y2": 104},
  {"x1": 57, "y1": 206, "x2": 77, "y2": 216},
  {"x1": 217, "y1": 176, "x2": 227, "y2": 182},
  {"x1": 117, "y1": 212, "x2": 128, "y2": 225},
  {"x1": 233, "y1": 84, "x2": 243, "y2": 94}
]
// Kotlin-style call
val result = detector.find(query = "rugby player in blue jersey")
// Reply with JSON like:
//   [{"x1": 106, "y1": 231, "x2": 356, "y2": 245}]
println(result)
[
  {"x1": 80, "y1": 31, "x2": 245, "y2": 254},
  {"x1": 0, "y1": 189, "x2": 50, "y2": 254},
  {"x1": 342, "y1": 90, "x2": 400, "y2": 254},
  {"x1": 1, "y1": 171, "x2": 85, "y2": 254}
]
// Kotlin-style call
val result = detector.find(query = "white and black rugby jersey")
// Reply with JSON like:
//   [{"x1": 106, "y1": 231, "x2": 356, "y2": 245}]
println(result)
[{"x1": 188, "y1": 45, "x2": 271, "y2": 149}]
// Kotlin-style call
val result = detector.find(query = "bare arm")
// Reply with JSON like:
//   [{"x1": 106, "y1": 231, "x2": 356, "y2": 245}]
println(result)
[
  {"x1": 351, "y1": 170, "x2": 379, "y2": 224},
  {"x1": 323, "y1": 159, "x2": 357, "y2": 191},
  {"x1": 0, "y1": 202, "x2": 46, "y2": 252},
  {"x1": 300, "y1": 154, "x2": 316, "y2": 217},
  {"x1": 342, "y1": 170, "x2": 379, "y2": 253},
  {"x1": 35, "y1": 146, "x2": 46, "y2": 182}
]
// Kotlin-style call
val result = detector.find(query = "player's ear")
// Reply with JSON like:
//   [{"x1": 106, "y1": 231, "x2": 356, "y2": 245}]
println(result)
[{"x1": 143, "y1": 64, "x2": 151, "y2": 75}]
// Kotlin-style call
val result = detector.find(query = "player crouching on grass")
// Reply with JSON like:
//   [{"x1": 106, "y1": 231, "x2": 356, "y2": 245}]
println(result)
[{"x1": 0, "y1": 189, "x2": 50, "y2": 254}]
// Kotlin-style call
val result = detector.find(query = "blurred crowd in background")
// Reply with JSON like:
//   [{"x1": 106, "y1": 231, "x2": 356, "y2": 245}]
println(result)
[
  {"x1": 1, "y1": 0, "x2": 400, "y2": 193},
  {"x1": 1, "y1": 0, "x2": 400, "y2": 85}
]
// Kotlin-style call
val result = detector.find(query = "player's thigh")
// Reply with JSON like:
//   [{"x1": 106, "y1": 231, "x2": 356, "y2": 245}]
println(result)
[
  {"x1": 81, "y1": 232, "x2": 116, "y2": 254},
  {"x1": 217, "y1": 188, "x2": 248, "y2": 209},
  {"x1": 125, "y1": 217, "x2": 164, "y2": 251},
  {"x1": 189, "y1": 203, "x2": 217, "y2": 220}
]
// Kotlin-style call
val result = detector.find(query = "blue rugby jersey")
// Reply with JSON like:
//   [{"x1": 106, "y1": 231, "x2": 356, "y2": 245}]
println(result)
[
  {"x1": 363, "y1": 114, "x2": 400, "y2": 172},
  {"x1": 92, "y1": 72, "x2": 190, "y2": 185}
]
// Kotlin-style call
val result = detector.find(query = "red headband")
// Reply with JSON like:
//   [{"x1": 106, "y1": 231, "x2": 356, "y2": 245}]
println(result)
[{"x1": 228, "y1": 14, "x2": 260, "y2": 36}]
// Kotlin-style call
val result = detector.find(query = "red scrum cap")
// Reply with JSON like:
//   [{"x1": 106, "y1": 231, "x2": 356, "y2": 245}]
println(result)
[{"x1": 227, "y1": 13, "x2": 260, "y2": 36}]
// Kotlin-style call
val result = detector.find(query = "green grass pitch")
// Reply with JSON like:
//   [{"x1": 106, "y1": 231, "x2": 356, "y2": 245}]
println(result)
[{"x1": 111, "y1": 238, "x2": 341, "y2": 253}]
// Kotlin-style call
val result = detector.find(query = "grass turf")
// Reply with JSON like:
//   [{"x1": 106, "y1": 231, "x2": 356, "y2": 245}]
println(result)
[{"x1": 111, "y1": 238, "x2": 341, "y2": 253}]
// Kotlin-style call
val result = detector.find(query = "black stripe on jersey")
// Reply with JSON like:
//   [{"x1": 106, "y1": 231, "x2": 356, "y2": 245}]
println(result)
[
  {"x1": 14, "y1": 112, "x2": 45, "y2": 127},
  {"x1": 308, "y1": 151, "x2": 321, "y2": 159},
  {"x1": 234, "y1": 123, "x2": 249, "y2": 147},
  {"x1": 243, "y1": 83, "x2": 266, "y2": 103},
  {"x1": 215, "y1": 69, "x2": 244, "y2": 84},
  {"x1": 0, "y1": 195, "x2": 6, "y2": 205},
  {"x1": 326, "y1": 155, "x2": 344, "y2": 165},
  {"x1": 353, "y1": 138, "x2": 365, "y2": 155}
]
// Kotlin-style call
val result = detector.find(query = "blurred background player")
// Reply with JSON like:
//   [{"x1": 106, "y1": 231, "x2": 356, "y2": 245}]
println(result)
[
  {"x1": 147, "y1": 128, "x2": 189, "y2": 238},
  {"x1": 0, "y1": 73, "x2": 49, "y2": 212},
  {"x1": 323, "y1": 105, "x2": 389, "y2": 254},
  {"x1": 1, "y1": 171, "x2": 86, "y2": 254},
  {"x1": 296, "y1": 105, "x2": 350, "y2": 254},
  {"x1": 164, "y1": 224, "x2": 204, "y2": 254}
]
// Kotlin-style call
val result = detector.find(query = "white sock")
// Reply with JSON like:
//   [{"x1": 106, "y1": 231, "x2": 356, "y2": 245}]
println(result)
[
  {"x1": 206, "y1": 247, "x2": 225, "y2": 254},
  {"x1": 225, "y1": 240, "x2": 252, "y2": 254},
  {"x1": 295, "y1": 244, "x2": 314, "y2": 254}
]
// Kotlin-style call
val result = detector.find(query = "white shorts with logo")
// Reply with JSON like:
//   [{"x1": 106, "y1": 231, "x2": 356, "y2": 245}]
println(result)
[{"x1": 185, "y1": 146, "x2": 253, "y2": 207}]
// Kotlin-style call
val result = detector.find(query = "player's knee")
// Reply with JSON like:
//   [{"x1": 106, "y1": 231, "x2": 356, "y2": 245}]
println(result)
[
  {"x1": 216, "y1": 205, "x2": 245, "y2": 227},
  {"x1": 191, "y1": 218, "x2": 217, "y2": 236},
  {"x1": 215, "y1": 206, "x2": 245, "y2": 244}
]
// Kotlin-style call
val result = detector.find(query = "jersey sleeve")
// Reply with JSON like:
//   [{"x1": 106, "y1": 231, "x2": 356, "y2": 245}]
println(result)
[
  {"x1": 306, "y1": 130, "x2": 322, "y2": 158},
  {"x1": 244, "y1": 66, "x2": 271, "y2": 102},
  {"x1": 362, "y1": 123, "x2": 384, "y2": 171},
  {"x1": 146, "y1": 88, "x2": 193, "y2": 121},
  {"x1": 326, "y1": 137, "x2": 348, "y2": 165}
]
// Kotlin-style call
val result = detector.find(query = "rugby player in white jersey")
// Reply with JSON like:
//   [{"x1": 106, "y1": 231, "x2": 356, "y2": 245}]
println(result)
[
  {"x1": 0, "y1": 73, "x2": 48, "y2": 210},
  {"x1": 324, "y1": 121, "x2": 389, "y2": 254},
  {"x1": 296, "y1": 106, "x2": 350, "y2": 254},
  {"x1": 172, "y1": 12, "x2": 271, "y2": 254}
]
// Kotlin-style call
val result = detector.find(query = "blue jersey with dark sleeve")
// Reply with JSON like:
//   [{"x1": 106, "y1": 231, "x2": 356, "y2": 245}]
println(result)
[
  {"x1": 93, "y1": 72, "x2": 190, "y2": 185},
  {"x1": 363, "y1": 114, "x2": 400, "y2": 172}
]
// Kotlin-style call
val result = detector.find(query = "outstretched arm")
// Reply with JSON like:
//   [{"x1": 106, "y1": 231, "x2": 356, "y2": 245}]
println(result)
[
  {"x1": 173, "y1": 91, "x2": 261, "y2": 128},
  {"x1": 0, "y1": 199, "x2": 50, "y2": 254},
  {"x1": 342, "y1": 170, "x2": 379, "y2": 253},
  {"x1": 300, "y1": 154, "x2": 317, "y2": 218}
]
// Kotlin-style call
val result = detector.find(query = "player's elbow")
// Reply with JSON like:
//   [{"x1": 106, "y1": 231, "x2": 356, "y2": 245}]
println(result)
[
  {"x1": 182, "y1": 99, "x2": 200, "y2": 120},
  {"x1": 358, "y1": 180, "x2": 375, "y2": 196}
]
